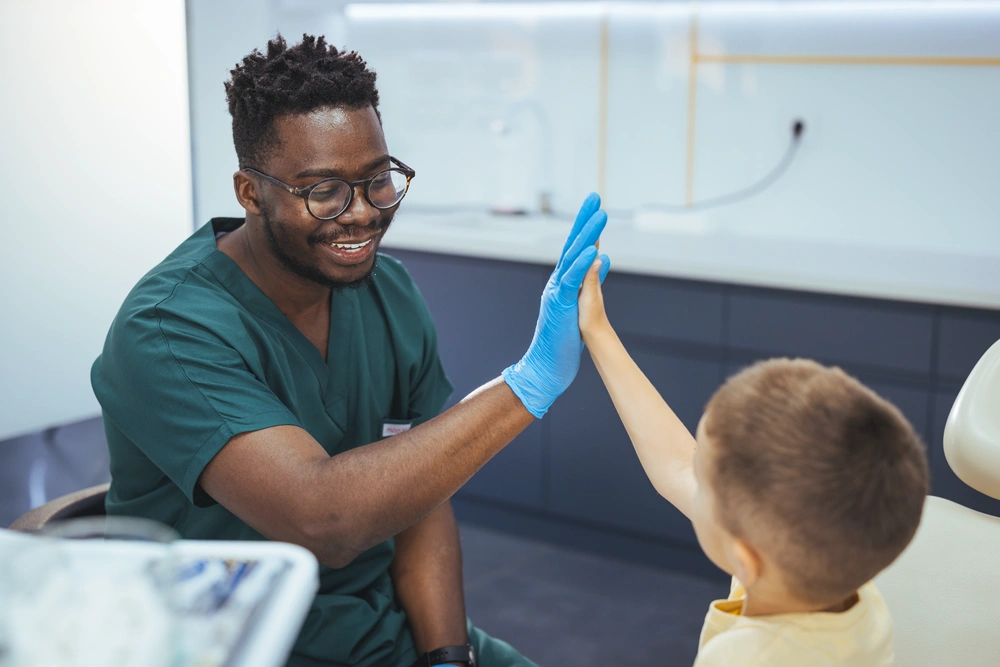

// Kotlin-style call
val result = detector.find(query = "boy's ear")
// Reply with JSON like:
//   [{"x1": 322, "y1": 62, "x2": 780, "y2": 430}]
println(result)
[{"x1": 732, "y1": 538, "x2": 763, "y2": 588}]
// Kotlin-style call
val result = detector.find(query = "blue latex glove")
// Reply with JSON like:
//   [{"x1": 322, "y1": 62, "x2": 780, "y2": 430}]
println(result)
[{"x1": 503, "y1": 193, "x2": 612, "y2": 418}]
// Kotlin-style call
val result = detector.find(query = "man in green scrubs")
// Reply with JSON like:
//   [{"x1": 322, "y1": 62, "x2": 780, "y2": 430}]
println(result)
[{"x1": 91, "y1": 34, "x2": 609, "y2": 667}]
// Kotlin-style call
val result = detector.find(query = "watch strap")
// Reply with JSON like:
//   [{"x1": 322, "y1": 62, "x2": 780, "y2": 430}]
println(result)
[{"x1": 415, "y1": 644, "x2": 476, "y2": 667}]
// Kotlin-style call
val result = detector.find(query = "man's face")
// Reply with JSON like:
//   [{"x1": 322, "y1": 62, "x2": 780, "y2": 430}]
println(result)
[{"x1": 255, "y1": 105, "x2": 396, "y2": 289}]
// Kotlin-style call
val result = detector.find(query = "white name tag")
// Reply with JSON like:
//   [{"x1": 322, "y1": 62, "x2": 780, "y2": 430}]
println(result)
[{"x1": 381, "y1": 421, "x2": 413, "y2": 438}]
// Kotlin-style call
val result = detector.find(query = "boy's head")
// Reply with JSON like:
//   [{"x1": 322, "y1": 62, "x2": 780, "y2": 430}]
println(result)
[{"x1": 691, "y1": 358, "x2": 929, "y2": 607}]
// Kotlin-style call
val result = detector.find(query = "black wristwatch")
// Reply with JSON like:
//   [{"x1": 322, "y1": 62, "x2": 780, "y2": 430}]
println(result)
[{"x1": 412, "y1": 644, "x2": 476, "y2": 667}]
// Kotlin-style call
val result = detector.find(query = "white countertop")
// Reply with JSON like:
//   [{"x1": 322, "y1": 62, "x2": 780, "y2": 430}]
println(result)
[{"x1": 382, "y1": 210, "x2": 1000, "y2": 311}]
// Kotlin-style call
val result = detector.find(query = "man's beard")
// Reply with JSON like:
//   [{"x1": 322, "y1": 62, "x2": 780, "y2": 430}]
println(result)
[{"x1": 259, "y1": 205, "x2": 391, "y2": 291}]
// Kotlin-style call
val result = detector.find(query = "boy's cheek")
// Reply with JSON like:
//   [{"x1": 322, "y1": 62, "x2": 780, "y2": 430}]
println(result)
[
  {"x1": 692, "y1": 491, "x2": 736, "y2": 575},
  {"x1": 694, "y1": 521, "x2": 728, "y2": 573}
]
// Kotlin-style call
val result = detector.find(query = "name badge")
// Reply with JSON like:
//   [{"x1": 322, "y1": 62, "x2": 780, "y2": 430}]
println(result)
[{"x1": 381, "y1": 420, "x2": 413, "y2": 438}]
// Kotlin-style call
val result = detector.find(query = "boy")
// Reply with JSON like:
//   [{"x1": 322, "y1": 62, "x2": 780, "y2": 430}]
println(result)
[{"x1": 577, "y1": 261, "x2": 929, "y2": 665}]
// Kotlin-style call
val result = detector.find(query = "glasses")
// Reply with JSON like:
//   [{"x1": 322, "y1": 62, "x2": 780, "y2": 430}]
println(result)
[{"x1": 244, "y1": 156, "x2": 415, "y2": 221}]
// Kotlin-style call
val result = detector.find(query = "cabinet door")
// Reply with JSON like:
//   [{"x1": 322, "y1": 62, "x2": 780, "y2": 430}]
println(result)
[
  {"x1": 728, "y1": 287, "x2": 934, "y2": 376},
  {"x1": 548, "y1": 350, "x2": 722, "y2": 545},
  {"x1": 390, "y1": 250, "x2": 548, "y2": 509},
  {"x1": 602, "y1": 271, "x2": 724, "y2": 346},
  {"x1": 936, "y1": 309, "x2": 1000, "y2": 384}
]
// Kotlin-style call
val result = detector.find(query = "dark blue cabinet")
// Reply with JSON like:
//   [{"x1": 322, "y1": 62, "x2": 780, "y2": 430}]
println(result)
[
  {"x1": 548, "y1": 351, "x2": 720, "y2": 545},
  {"x1": 728, "y1": 287, "x2": 934, "y2": 375},
  {"x1": 936, "y1": 309, "x2": 1000, "y2": 385},
  {"x1": 388, "y1": 246, "x2": 1000, "y2": 572},
  {"x1": 602, "y1": 272, "x2": 725, "y2": 347}
]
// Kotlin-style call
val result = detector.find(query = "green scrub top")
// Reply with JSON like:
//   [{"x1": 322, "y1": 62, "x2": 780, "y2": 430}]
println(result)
[{"x1": 91, "y1": 218, "x2": 454, "y2": 667}]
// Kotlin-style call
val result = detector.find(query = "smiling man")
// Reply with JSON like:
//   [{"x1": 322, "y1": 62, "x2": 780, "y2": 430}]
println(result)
[{"x1": 91, "y1": 34, "x2": 609, "y2": 667}]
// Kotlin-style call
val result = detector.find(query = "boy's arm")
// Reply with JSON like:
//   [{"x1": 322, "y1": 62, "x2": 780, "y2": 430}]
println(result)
[{"x1": 579, "y1": 262, "x2": 698, "y2": 519}]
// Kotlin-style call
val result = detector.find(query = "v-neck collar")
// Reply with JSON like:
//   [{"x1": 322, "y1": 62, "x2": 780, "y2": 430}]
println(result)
[{"x1": 199, "y1": 219, "x2": 354, "y2": 389}]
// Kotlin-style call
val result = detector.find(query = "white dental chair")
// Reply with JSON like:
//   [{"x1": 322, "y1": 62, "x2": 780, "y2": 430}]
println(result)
[{"x1": 875, "y1": 339, "x2": 1000, "y2": 667}]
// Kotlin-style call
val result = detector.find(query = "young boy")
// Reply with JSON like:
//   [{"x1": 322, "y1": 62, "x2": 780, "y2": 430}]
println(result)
[{"x1": 577, "y1": 261, "x2": 929, "y2": 666}]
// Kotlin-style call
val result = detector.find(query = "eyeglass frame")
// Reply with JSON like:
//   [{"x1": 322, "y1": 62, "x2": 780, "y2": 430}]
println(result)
[{"x1": 243, "y1": 156, "x2": 416, "y2": 221}]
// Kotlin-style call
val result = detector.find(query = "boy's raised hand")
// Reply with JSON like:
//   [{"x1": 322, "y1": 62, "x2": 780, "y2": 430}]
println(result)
[
  {"x1": 502, "y1": 193, "x2": 611, "y2": 418},
  {"x1": 579, "y1": 255, "x2": 612, "y2": 345}
]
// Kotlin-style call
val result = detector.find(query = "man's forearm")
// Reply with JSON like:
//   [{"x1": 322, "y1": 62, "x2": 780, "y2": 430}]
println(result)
[
  {"x1": 390, "y1": 501, "x2": 467, "y2": 655},
  {"x1": 585, "y1": 324, "x2": 698, "y2": 519},
  {"x1": 310, "y1": 378, "x2": 534, "y2": 564}
]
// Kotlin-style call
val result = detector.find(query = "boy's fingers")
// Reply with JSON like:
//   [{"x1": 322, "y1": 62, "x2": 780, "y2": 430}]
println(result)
[
  {"x1": 584, "y1": 258, "x2": 602, "y2": 285},
  {"x1": 597, "y1": 254, "x2": 611, "y2": 284}
]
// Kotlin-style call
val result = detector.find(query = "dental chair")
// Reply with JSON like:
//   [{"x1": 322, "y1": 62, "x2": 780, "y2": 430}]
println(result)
[{"x1": 875, "y1": 339, "x2": 1000, "y2": 667}]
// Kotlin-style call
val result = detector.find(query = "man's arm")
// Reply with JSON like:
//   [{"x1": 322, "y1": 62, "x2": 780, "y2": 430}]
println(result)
[
  {"x1": 200, "y1": 194, "x2": 609, "y2": 569},
  {"x1": 578, "y1": 261, "x2": 698, "y2": 519},
  {"x1": 389, "y1": 501, "x2": 467, "y2": 656},
  {"x1": 201, "y1": 379, "x2": 531, "y2": 568}
]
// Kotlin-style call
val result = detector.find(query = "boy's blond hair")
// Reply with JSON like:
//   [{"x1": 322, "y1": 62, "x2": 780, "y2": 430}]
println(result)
[{"x1": 703, "y1": 358, "x2": 929, "y2": 605}]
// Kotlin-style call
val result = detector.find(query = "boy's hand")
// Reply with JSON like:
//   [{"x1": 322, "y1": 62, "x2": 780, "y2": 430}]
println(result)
[
  {"x1": 580, "y1": 254, "x2": 612, "y2": 344},
  {"x1": 502, "y1": 193, "x2": 610, "y2": 418}
]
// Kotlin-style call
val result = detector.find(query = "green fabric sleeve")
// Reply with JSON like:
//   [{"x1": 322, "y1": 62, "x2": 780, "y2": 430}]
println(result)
[{"x1": 94, "y1": 290, "x2": 300, "y2": 507}]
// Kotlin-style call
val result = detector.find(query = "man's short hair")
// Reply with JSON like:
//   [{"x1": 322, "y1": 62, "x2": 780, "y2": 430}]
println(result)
[
  {"x1": 704, "y1": 358, "x2": 929, "y2": 605},
  {"x1": 224, "y1": 33, "x2": 381, "y2": 169}
]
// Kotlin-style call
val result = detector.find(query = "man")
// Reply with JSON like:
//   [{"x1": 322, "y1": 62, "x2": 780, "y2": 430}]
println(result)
[{"x1": 91, "y1": 34, "x2": 609, "y2": 667}]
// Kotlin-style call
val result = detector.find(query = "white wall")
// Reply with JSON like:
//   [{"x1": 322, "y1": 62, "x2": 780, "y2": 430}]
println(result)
[
  {"x1": 345, "y1": 3, "x2": 605, "y2": 216},
  {"x1": 187, "y1": 0, "x2": 1000, "y2": 262},
  {"x1": 187, "y1": 0, "x2": 276, "y2": 225},
  {"x1": 0, "y1": 0, "x2": 194, "y2": 440},
  {"x1": 186, "y1": 0, "x2": 353, "y2": 225},
  {"x1": 343, "y1": 1, "x2": 1000, "y2": 256}
]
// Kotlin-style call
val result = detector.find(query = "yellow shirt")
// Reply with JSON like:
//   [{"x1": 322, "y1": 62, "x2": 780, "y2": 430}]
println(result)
[{"x1": 694, "y1": 578, "x2": 894, "y2": 666}]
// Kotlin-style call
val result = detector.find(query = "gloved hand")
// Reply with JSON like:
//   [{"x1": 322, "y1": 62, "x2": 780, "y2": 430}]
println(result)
[{"x1": 503, "y1": 193, "x2": 612, "y2": 418}]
